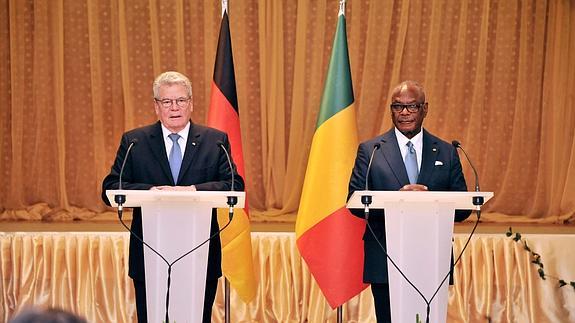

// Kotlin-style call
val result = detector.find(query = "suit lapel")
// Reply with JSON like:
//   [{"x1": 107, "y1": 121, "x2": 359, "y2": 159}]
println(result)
[
  {"x1": 380, "y1": 129, "x2": 410, "y2": 186},
  {"x1": 418, "y1": 129, "x2": 439, "y2": 185},
  {"x1": 178, "y1": 121, "x2": 201, "y2": 183},
  {"x1": 148, "y1": 121, "x2": 174, "y2": 183}
]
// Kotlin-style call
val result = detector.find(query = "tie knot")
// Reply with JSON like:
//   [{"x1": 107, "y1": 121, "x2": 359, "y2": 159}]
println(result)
[
  {"x1": 407, "y1": 141, "x2": 414, "y2": 151},
  {"x1": 168, "y1": 133, "x2": 180, "y2": 143}
]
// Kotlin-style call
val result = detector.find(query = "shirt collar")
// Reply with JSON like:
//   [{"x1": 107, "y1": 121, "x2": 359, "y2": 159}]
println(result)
[
  {"x1": 394, "y1": 127, "x2": 423, "y2": 149},
  {"x1": 161, "y1": 122, "x2": 190, "y2": 142}
]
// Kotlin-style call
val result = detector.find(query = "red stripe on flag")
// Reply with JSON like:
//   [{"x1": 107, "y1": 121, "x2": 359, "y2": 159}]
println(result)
[
  {"x1": 296, "y1": 207, "x2": 368, "y2": 308},
  {"x1": 208, "y1": 82, "x2": 247, "y2": 182}
]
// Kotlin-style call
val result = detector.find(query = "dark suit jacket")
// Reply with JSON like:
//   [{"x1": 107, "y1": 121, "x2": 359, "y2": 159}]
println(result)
[
  {"x1": 348, "y1": 128, "x2": 471, "y2": 283},
  {"x1": 101, "y1": 121, "x2": 244, "y2": 282}
]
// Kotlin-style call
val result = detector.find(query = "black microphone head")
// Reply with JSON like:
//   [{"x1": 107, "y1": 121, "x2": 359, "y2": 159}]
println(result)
[
  {"x1": 374, "y1": 143, "x2": 381, "y2": 149},
  {"x1": 216, "y1": 140, "x2": 224, "y2": 147},
  {"x1": 451, "y1": 140, "x2": 461, "y2": 148},
  {"x1": 130, "y1": 138, "x2": 139, "y2": 145}
]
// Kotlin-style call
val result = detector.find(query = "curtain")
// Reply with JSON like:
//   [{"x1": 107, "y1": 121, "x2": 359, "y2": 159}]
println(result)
[
  {"x1": 0, "y1": 0, "x2": 574, "y2": 222},
  {"x1": 2, "y1": 232, "x2": 575, "y2": 322}
]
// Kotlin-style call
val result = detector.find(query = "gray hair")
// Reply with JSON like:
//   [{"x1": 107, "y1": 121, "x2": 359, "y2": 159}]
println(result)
[{"x1": 152, "y1": 71, "x2": 193, "y2": 99}]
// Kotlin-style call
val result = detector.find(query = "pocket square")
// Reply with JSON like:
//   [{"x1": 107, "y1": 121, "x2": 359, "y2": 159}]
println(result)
[{"x1": 435, "y1": 160, "x2": 444, "y2": 166}]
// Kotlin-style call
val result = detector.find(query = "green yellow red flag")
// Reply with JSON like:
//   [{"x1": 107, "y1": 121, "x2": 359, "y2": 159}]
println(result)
[{"x1": 295, "y1": 11, "x2": 368, "y2": 308}]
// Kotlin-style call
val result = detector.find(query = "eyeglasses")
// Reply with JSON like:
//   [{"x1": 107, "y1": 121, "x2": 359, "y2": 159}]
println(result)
[
  {"x1": 155, "y1": 97, "x2": 191, "y2": 108},
  {"x1": 390, "y1": 102, "x2": 425, "y2": 113}
]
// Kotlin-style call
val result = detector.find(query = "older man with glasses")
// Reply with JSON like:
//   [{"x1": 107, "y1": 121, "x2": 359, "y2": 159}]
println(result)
[
  {"x1": 102, "y1": 71, "x2": 244, "y2": 323},
  {"x1": 348, "y1": 80, "x2": 471, "y2": 322}
]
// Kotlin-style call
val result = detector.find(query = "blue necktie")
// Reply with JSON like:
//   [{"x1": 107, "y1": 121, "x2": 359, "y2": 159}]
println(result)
[
  {"x1": 405, "y1": 141, "x2": 419, "y2": 184},
  {"x1": 168, "y1": 133, "x2": 182, "y2": 184}
]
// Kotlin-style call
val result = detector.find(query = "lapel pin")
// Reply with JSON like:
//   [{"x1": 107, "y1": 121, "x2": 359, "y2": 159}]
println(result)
[
  {"x1": 192, "y1": 142, "x2": 197, "y2": 146},
  {"x1": 432, "y1": 148, "x2": 437, "y2": 152}
]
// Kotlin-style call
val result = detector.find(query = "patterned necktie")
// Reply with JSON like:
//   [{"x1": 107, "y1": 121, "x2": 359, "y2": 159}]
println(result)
[
  {"x1": 405, "y1": 141, "x2": 419, "y2": 184},
  {"x1": 168, "y1": 133, "x2": 182, "y2": 184}
]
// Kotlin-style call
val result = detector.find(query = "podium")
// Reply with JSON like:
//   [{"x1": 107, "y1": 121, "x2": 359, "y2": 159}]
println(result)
[
  {"x1": 347, "y1": 191, "x2": 493, "y2": 323},
  {"x1": 106, "y1": 190, "x2": 245, "y2": 323}
]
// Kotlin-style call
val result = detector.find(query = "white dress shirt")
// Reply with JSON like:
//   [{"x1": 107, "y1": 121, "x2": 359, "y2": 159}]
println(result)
[
  {"x1": 161, "y1": 122, "x2": 190, "y2": 158},
  {"x1": 394, "y1": 127, "x2": 423, "y2": 172}
]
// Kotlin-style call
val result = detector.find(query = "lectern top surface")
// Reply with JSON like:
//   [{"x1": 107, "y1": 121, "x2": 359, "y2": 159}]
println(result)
[
  {"x1": 105, "y1": 190, "x2": 246, "y2": 208},
  {"x1": 347, "y1": 191, "x2": 493, "y2": 210}
]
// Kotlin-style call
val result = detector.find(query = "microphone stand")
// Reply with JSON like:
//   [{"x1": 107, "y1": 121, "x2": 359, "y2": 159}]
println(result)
[
  {"x1": 114, "y1": 139, "x2": 137, "y2": 216},
  {"x1": 361, "y1": 144, "x2": 380, "y2": 219},
  {"x1": 114, "y1": 138, "x2": 237, "y2": 322},
  {"x1": 347, "y1": 144, "x2": 379, "y2": 323},
  {"x1": 218, "y1": 141, "x2": 238, "y2": 323}
]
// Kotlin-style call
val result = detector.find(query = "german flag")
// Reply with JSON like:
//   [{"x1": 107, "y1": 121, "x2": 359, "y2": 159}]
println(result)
[
  {"x1": 295, "y1": 11, "x2": 368, "y2": 308},
  {"x1": 207, "y1": 9, "x2": 256, "y2": 302}
]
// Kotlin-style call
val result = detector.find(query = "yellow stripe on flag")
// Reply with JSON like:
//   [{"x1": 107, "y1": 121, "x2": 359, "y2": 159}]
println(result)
[
  {"x1": 217, "y1": 208, "x2": 256, "y2": 301},
  {"x1": 295, "y1": 103, "x2": 358, "y2": 237}
]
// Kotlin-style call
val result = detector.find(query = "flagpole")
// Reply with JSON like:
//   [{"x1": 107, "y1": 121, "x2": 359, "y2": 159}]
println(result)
[
  {"x1": 221, "y1": 0, "x2": 231, "y2": 314},
  {"x1": 337, "y1": 2, "x2": 346, "y2": 323},
  {"x1": 225, "y1": 279, "x2": 231, "y2": 323},
  {"x1": 222, "y1": 0, "x2": 228, "y2": 16},
  {"x1": 339, "y1": 0, "x2": 345, "y2": 15},
  {"x1": 221, "y1": 0, "x2": 231, "y2": 319}
]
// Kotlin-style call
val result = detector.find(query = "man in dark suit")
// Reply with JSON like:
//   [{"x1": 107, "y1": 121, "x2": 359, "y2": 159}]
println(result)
[
  {"x1": 348, "y1": 80, "x2": 471, "y2": 322},
  {"x1": 102, "y1": 71, "x2": 243, "y2": 323}
]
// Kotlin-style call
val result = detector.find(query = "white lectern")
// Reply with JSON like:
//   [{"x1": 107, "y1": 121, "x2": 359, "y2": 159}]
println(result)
[
  {"x1": 106, "y1": 190, "x2": 245, "y2": 323},
  {"x1": 347, "y1": 191, "x2": 493, "y2": 323}
]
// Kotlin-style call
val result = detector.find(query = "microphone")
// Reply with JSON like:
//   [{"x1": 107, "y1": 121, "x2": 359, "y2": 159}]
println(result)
[
  {"x1": 451, "y1": 140, "x2": 483, "y2": 206},
  {"x1": 361, "y1": 143, "x2": 380, "y2": 218},
  {"x1": 356, "y1": 142, "x2": 434, "y2": 322},
  {"x1": 114, "y1": 138, "x2": 138, "y2": 216},
  {"x1": 217, "y1": 141, "x2": 237, "y2": 219},
  {"x1": 429, "y1": 140, "x2": 486, "y2": 323}
]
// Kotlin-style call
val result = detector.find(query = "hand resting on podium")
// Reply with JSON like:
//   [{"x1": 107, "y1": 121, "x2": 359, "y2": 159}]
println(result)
[
  {"x1": 399, "y1": 184, "x2": 428, "y2": 191},
  {"x1": 151, "y1": 185, "x2": 197, "y2": 191}
]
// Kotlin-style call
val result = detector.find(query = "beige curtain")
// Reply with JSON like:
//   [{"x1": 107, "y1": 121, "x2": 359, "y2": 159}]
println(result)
[
  {"x1": 2, "y1": 232, "x2": 574, "y2": 322},
  {"x1": 1, "y1": 0, "x2": 574, "y2": 222}
]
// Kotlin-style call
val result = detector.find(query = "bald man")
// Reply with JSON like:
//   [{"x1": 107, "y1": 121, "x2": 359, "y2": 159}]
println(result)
[{"x1": 348, "y1": 81, "x2": 471, "y2": 322}]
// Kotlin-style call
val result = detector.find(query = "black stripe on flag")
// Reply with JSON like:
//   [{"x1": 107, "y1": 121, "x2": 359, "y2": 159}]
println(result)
[{"x1": 213, "y1": 12, "x2": 238, "y2": 112}]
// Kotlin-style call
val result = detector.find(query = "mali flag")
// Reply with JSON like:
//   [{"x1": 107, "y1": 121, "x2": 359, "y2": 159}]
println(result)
[
  {"x1": 207, "y1": 9, "x2": 257, "y2": 302},
  {"x1": 295, "y1": 11, "x2": 368, "y2": 308}
]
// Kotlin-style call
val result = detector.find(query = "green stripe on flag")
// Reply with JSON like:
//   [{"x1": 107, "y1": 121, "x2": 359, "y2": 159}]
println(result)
[{"x1": 316, "y1": 15, "x2": 354, "y2": 129}]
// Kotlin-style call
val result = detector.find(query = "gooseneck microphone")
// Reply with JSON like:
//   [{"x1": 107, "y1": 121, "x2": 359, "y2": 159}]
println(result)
[
  {"x1": 110, "y1": 137, "x2": 174, "y2": 322},
  {"x1": 114, "y1": 138, "x2": 138, "y2": 217},
  {"x1": 451, "y1": 140, "x2": 483, "y2": 207},
  {"x1": 361, "y1": 143, "x2": 380, "y2": 219},
  {"x1": 423, "y1": 139, "x2": 485, "y2": 323},
  {"x1": 359, "y1": 141, "x2": 430, "y2": 322},
  {"x1": 217, "y1": 141, "x2": 238, "y2": 220},
  {"x1": 111, "y1": 137, "x2": 237, "y2": 323}
]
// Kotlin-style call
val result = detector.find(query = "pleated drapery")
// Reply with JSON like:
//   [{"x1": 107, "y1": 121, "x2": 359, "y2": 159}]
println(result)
[
  {"x1": 1, "y1": 0, "x2": 574, "y2": 223},
  {"x1": 1, "y1": 232, "x2": 574, "y2": 322}
]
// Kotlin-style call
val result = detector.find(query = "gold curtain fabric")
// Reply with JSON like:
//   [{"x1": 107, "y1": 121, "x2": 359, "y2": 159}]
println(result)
[
  {"x1": 0, "y1": 0, "x2": 574, "y2": 223},
  {"x1": 1, "y1": 232, "x2": 574, "y2": 322}
]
